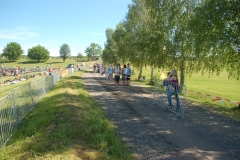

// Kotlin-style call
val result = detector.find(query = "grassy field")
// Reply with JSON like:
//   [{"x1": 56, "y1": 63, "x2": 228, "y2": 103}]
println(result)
[
  {"x1": 0, "y1": 70, "x2": 134, "y2": 159},
  {"x1": 130, "y1": 66, "x2": 239, "y2": 102},
  {"x1": 0, "y1": 57, "x2": 90, "y2": 69}
]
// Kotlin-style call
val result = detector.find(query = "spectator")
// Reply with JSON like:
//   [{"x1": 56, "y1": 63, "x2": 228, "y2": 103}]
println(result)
[
  {"x1": 93, "y1": 64, "x2": 97, "y2": 76},
  {"x1": 114, "y1": 63, "x2": 121, "y2": 90},
  {"x1": 126, "y1": 63, "x2": 131, "y2": 85},
  {"x1": 122, "y1": 64, "x2": 127, "y2": 86},
  {"x1": 108, "y1": 64, "x2": 113, "y2": 81},
  {"x1": 15, "y1": 69, "x2": 19, "y2": 79},
  {"x1": 163, "y1": 69, "x2": 180, "y2": 111}
]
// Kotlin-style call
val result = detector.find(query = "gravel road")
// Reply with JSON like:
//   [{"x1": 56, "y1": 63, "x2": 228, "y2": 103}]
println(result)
[{"x1": 82, "y1": 71, "x2": 240, "y2": 160}]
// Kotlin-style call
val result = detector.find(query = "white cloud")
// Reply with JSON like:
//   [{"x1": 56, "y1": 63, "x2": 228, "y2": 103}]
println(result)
[{"x1": 0, "y1": 27, "x2": 38, "y2": 40}]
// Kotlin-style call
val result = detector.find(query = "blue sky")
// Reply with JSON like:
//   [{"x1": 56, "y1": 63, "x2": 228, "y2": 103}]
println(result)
[{"x1": 0, "y1": 0, "x2": 132, "y2": 56}]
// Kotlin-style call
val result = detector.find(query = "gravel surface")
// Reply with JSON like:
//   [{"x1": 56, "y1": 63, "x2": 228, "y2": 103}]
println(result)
[{"x1": 82, "y1": 71, "x2": 240, "y2": 160}]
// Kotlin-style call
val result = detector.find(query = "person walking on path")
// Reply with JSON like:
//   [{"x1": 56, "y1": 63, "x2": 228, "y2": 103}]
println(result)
[
  {"x1": 122, "y1": 64, "x2": 127, "y2": 86},
  {"x1": 108, "y1": 64, "x2": 113, "y2": 81},
  {"x1": 113, "y1": 63, "x2": 121, "y2": 90},
  {"x1": 126, "y1": 63, "x2": 131, "y2": 85},
  {"x1": 93, "y1": 64, "x2": 97, "y2": 76}
]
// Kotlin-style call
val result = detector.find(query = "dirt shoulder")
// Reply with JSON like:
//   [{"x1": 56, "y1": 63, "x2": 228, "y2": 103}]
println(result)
[{"x1": 82, "y1": 71, "x2": 240, "y2": 160}]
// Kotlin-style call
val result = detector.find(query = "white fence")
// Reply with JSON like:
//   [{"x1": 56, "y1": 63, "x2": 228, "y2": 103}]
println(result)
[
  {"x1": 0, "y1": 66, "x2": 88, "y2": 150},
  {"x1": 152, "y1": 78, "x2": 187, "y2": 118}
]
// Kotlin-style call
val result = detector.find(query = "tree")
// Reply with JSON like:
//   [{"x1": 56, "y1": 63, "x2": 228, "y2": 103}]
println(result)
[
  {"x1": 2, "y1": 42, "x2": 24, "y2": 61},
  {"x1": 85, "y1": 43, "x2": 102, "y2": 60},
  {"x1": 59, "y1": 43, "x2": 71, "y2": 62},
  {"x1": 102, "y1": 28, "x2": 119, "y2": 64},
  {"x1": 111, "y1": 23, "x2": 129, "y2": 64},
  {"x1": 125, "y1": 0, "x2": 155, "y2": 79},
  {"x1": 189, "y1": 0, "x2": 240, "y2": 80},
  {"x1": 27, "y1": 45, "x2": 50, "y2": 63},
  {"x1": 126, "y1": 0, "x2": 196, "y2": 85},
  {"x1": 77, "y1": 52, "x2": 84, "y2": 61}
]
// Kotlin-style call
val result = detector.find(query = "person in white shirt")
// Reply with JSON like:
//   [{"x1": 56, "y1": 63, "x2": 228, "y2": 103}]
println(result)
[
  {"x1": 126, "y1": 63, "x2": 131, "y2": 85},
  {"x1": 122, "y1": 64, "x2": 127, "y2": 86},
  {"x1": 114, "y1": 63, "x2": 121, "y2": 90}
]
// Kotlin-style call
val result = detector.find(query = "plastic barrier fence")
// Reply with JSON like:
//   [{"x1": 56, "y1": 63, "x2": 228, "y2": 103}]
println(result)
[{"x1": 152, "y1": 78, "x2": 187, "y2": 118}]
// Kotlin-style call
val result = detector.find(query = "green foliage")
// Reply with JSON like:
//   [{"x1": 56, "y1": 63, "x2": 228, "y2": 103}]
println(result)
[
  {"x1": 27, "y1": 45, "x2": 50, "y2": 62},
  {"x1": 189, "y1": 0, "x2": 240, "y2": 80},
  {"x1": 77, "y1": 52, "x2": 84, "y2": 61},
  {"x1": 2, "y1": 42, "x2": 24, "y2": 61},
  {"x1": 102, "y1": 28, "x2": 119, "y2": 64},
  {"x1": 59, "y1": 43, "x2": 71, "y2": 62},
  {"x1": 103, "y1": 0, "x2": 240, "y2": 82},
  {"x1": 85, "y1": 43, "x2": 102, "y2": 60}
]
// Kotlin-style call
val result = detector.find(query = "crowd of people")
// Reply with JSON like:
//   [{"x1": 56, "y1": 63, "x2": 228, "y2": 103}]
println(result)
[
  {"x1": 92, "y1": 63, "x2": 180, "y2": 110},
  {"x1": 92, "y1": 63, "x2": 132, "y2": 91}
]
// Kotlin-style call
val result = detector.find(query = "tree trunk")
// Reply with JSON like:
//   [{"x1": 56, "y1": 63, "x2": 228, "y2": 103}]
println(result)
[
  {"x1": 150, "y1": 64, "x2": 154, "y2": 85},
  {"x1": 180, "y1": 58, "x2": 185, "y2": 85},
  {"x1": 138, "y1": 65, "x2": 143, "y2": 79}
]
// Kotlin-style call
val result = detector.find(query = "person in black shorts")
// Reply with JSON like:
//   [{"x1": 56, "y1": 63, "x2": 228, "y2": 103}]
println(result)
[
  {"x1": 122, "y1": 64, "x2": 127, "y2": 86},
  {"x1": 93, "y1": 64, "x2": 96, "y2": 76},
  {"x1": 114, "y1": 63, "x2": 121, "y2": 90}
]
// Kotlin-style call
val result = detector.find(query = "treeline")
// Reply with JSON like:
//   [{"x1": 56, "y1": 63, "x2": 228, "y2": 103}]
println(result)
[
  {"x1": 1, "y1": 43, "x2": 72, "y2": 63},
  {"x1": 1, "y1": 42, "x2": 102, "y2": 63},
  {"x1": 102, "y1": 0, "x2": 240, "y2": 84}
]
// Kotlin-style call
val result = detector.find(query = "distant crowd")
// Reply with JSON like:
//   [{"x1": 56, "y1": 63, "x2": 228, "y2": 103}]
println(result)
[{"x1": 93, "y1": 63, "x2": 132, "y2": 91}]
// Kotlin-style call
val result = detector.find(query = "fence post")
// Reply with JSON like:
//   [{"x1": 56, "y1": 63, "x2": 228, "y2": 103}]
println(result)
[{"x1": 152, "y1": 79, "x2": 187, "y2": 118}]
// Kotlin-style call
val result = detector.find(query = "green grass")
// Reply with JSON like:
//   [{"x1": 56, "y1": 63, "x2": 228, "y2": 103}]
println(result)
[
  {"x1": 0, "y1": 76, "x2": 42, "y2": 98},
  {"x1": 130, "y1": 66, "x2": 239, "y2": 101},
  {"x1": 0, "y1": 71, "x2": 134, "y2": 160},
  {"x1": 0, "y1": 57, "x2": 91, "y2": 69}
]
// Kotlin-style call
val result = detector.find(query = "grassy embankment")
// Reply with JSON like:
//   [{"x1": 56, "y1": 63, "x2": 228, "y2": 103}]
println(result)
[{"x1": 0, "y1": 70, "x2": 134, "y2": 159}]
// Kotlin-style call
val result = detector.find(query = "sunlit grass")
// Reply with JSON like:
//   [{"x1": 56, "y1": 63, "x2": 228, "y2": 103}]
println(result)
[{"x1": 0, "y1": 71, "x2": 134, "y2": 159}]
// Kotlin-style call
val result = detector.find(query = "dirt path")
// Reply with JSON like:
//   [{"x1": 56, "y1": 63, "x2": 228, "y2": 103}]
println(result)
[{"x1": 82, "y1": 71, "x2": 240, "y2": 160}]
